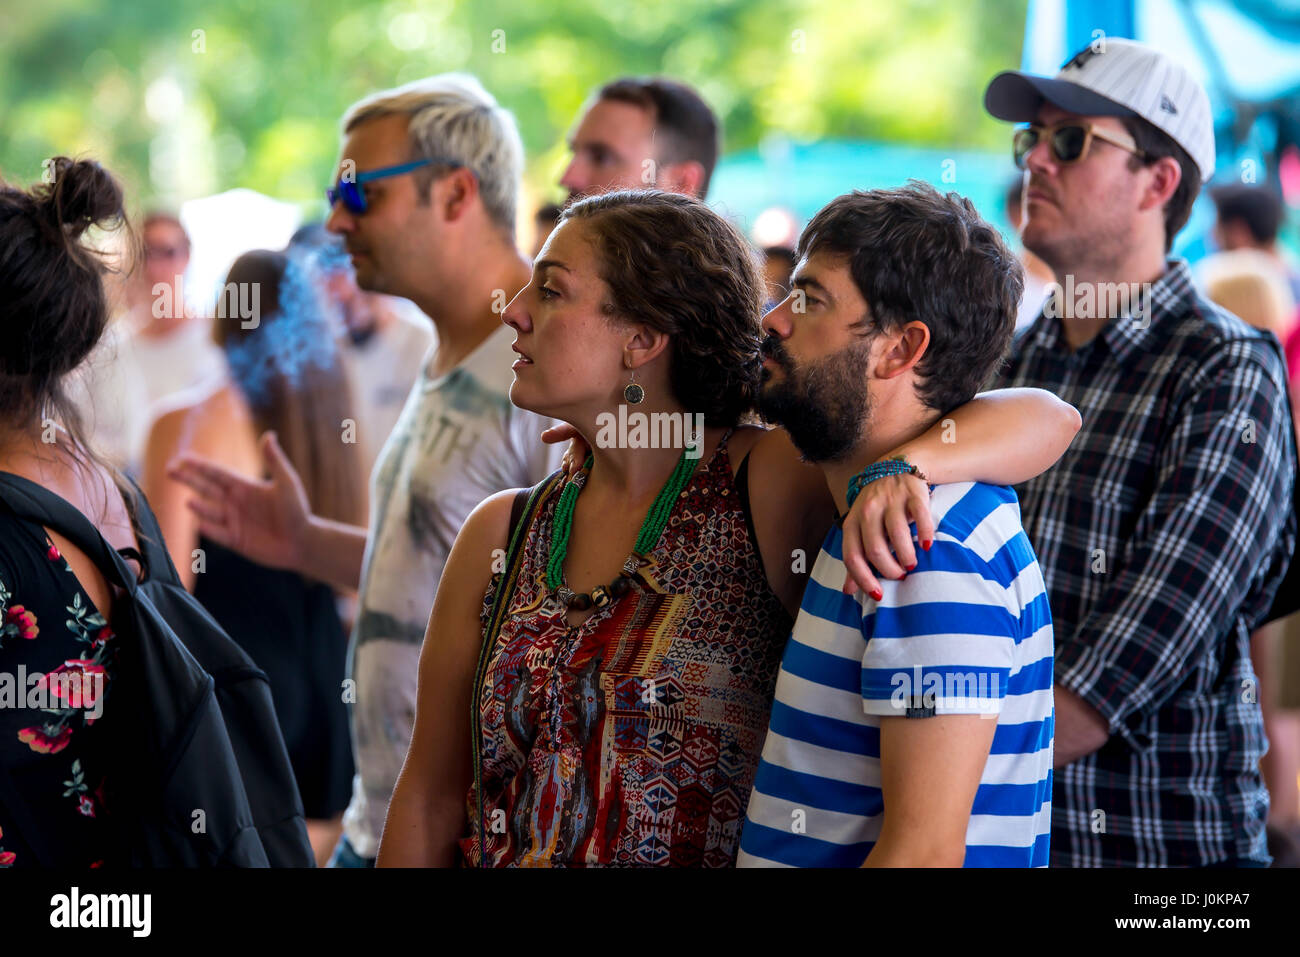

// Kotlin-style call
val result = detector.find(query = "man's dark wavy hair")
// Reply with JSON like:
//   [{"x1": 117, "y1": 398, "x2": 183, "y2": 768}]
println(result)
[{"x1": 797, "y1": 181, "x2": 1024, "y2": 415}]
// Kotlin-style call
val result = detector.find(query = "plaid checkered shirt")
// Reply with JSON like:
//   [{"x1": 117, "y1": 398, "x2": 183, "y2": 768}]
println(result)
[{"x1": 996, "y1": 258, "x2": 1297, "y2": 867}]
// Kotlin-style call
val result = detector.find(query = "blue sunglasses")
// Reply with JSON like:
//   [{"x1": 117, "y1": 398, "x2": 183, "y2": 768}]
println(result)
[{"x1": 326, "y1": 157, "x2": 465, "y2": 215}]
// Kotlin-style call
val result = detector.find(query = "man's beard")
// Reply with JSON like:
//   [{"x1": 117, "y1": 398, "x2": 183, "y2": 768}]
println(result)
[
  {"x1": 1021, "y1": 184, "x2": 1129, "y2": 280},
  {"x1": 757, "y1": 333, "x2": 873, "y2": 464}
]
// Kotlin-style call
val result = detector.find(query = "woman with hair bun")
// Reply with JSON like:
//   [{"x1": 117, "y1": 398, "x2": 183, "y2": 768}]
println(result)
[{"x1": 0, "y1": 157, "x2": 137, "y2": 868}]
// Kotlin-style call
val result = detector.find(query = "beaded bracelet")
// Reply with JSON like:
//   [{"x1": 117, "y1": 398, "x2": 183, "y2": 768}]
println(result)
[{"x1": 845, "y1": 457, "x2": 931, "y2": 509}]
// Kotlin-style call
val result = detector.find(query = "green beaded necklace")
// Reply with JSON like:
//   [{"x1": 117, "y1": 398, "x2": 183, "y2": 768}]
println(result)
[{"x1": 545, "y1": 448, "x2": 698, "y2": 611}]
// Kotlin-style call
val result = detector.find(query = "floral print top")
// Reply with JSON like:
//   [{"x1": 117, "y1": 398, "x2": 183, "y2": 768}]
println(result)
[{"x1": 0, "y1": 510, "x2": 117, "y2": 868}]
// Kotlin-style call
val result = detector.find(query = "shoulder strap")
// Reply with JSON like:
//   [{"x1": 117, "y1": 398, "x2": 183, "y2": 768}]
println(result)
[
  {"x1": 509, "y1": 487, "x2": 531, "y2": 541},
  {"x1": 0, "y1": 472, "x2": 140, "y2": 596},
  {"x1": 468, "y1": 470, "x2": 565, "y2": 866},
  {"x1": 118, "y1": 475, "x2": 183, "y2": 586}
]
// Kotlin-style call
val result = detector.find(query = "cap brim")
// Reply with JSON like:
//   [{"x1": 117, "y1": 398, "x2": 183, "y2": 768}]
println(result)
[{"x1": 984, "y1": 71, "x2": 1138, "y2": 122}]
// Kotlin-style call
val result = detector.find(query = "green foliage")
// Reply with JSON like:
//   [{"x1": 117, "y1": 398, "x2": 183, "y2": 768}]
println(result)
[{"x1": 0, "y1": 0, "x2": 1027, "y2": 211}]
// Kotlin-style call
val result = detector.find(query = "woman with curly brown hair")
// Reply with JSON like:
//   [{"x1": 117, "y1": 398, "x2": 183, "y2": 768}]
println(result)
[{"x1": 379, "y1": 188, "x2": 1080, "y2": 867}]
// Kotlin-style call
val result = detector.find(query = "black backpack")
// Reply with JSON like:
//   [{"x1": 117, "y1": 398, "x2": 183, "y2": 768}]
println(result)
[{"x1": 0, "y1": 472, "x2": 314, "y2": 867}]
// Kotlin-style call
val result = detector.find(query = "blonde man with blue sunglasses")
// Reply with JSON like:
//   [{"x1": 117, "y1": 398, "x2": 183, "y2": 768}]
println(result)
[{"x1": 169, "y1": 73, "x2": 563, "y2": 867}]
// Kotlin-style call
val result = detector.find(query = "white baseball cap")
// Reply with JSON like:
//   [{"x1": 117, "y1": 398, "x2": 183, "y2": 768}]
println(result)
[{"x1": 985, "y1": 37, "x2": 1215, "y2": 181}]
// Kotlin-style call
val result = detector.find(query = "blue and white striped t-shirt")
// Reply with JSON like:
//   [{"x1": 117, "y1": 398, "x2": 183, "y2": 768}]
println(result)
[{"x1": 738, "y1": 481, "x2": 1054, "y2": 868}]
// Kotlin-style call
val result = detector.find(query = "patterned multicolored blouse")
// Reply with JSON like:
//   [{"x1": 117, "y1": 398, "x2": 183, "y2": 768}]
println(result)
[
  {"x1": 462, "y1": 431, "x2": 792, "y2": 867},
  {"x1": 0, "y1": 511, "x2": 117, "y2": 868}
]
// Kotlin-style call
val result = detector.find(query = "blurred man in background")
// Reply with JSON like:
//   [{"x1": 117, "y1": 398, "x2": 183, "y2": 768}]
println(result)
[
  {"x1": 169, "y1": 73, "x2": 561, "y2": 868},
  {"x1": 73, "y1": 212, "x2": 224, "y2": 473},
  {"x1": 560, "y1": 76, "x2": 718, "y2": 201},
  {"x1": 126, "y1": 214, "x2": 226, "y2": 407},
  {"x1": 289, "y1": 223, "x2": 433, "y2": 483},
  {"x1": 1211, "y1": 182, "x2": 1300, "y2": 302},
  {"x1": 760, "y1": 245, "x2": 796, "y2": 309},
  {"x1": 1004, "y1": 177, "x2": 1056, "y2": 330},
  {"x1": 1210, "y1": 183, "x2": 1300, "y2": 393}
]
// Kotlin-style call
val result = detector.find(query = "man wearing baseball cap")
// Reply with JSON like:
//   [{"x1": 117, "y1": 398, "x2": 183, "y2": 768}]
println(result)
[{"x1": 985, "y1": 37, "x2": 1296, "y2": 866}]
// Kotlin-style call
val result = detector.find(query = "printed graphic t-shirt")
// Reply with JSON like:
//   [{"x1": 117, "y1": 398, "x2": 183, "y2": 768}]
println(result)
[
  {"x1": 338, "y1": 304, "x2": 436, "y2": 480},
  {"x1": 341, "y1": 323, "x2": 561, "y2": 856}
]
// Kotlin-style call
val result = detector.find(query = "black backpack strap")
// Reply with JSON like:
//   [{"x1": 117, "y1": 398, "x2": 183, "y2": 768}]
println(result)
[
  {"x1": 118, "y1": 475, "x2": 183, "y2": 586},
  {"x1": 0, "y1": 472, "x2": 140, "y2": 596},
  {"x1": 509, "y1": 486, "x2": 531, "y2": 540}
]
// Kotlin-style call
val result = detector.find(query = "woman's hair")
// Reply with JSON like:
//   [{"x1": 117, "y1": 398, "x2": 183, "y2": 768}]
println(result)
[
  {"x1": 0, "y1": 157, "x2": 127, "y2": 436},
  {"x1": 1203, "y1": 249, "x2": 1297, "y2": 340},
  {"x1": 212, "y1": 249, "x2": 365, "y2": 526},
  {"x1": 560, "y1": 189, "x2": 765, "y2": 426}
]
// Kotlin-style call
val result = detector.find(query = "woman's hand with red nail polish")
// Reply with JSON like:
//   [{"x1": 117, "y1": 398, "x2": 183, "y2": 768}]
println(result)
[{"x1": 840, "y1": 471, "x2": 936, "y2": 594}]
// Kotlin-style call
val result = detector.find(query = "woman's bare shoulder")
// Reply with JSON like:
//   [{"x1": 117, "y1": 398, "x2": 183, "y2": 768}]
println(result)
[
  {"x1": 9, "y1": 436, "x2": 139, "y2": 553},
  {"x1": 433, "y1": 489, "x2": 526, "y2": 597}
]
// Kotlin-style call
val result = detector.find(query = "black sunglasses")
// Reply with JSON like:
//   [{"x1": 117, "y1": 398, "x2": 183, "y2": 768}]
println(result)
[{"x1": 1013, "y1": 122, "x2": 1145, "y2": 170}]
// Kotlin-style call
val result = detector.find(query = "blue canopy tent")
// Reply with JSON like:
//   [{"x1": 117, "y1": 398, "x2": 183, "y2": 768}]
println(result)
[{"x1": 709, "y1": 138, "x2": 1018, "y2": 245}]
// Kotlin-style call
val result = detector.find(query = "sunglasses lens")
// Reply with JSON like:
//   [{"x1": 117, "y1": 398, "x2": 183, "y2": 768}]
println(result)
[
  {"x1": 327, "y1": 180, "x2": 366, "y2": 215},
  {"x1": 1052, "y1": 125, "x2": 1088, "y2": 163},
  {"x1": 344, "y1": 181, "x2": 366, "y2": 214},
  {"x1": 1013, "y1": 128, "x2": 1038, "y2": 169}
]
